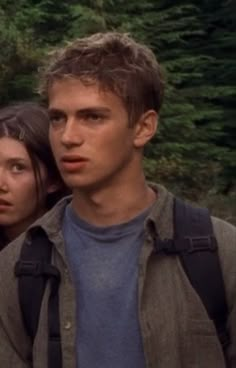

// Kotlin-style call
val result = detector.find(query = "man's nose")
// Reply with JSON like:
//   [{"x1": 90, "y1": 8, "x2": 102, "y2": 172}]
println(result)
[{"x1": 61, "y1": 119, "x2": 84, "y2": 147}]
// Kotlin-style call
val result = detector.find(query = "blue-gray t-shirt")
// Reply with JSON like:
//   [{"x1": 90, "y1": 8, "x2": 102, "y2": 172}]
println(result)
[{"x1": 62, "y1": 205, "x2": 150, "y2": 368}]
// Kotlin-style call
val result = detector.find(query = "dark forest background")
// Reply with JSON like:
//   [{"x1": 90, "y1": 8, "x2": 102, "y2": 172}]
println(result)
[{"x1": 0, "y1": 0, "x2": 235, "y2": 223}]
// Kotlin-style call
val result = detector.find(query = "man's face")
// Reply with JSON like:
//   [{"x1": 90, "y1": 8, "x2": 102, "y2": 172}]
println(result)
[{"x1": 48, "y1": 78, "x2": 141, "y2": 192}]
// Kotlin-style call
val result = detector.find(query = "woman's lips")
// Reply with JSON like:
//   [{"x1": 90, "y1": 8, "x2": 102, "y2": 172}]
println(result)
[
  {"x1": 0, "y1": 199, "x2": 12, "y2": 211},
  {"x1": 0, "y1": 199, "x2": 12, "y2": 206}
]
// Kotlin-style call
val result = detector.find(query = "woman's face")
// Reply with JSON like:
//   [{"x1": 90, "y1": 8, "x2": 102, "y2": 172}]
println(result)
[{"x1": 0, "y1": 136, "x2": 53, "y2": 240}]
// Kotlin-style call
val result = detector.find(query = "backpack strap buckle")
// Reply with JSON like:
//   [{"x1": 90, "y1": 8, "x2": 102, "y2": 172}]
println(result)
[
  {"x1": 184, "y1": 235, "x2": 217, "y2": 253},
  {"x1": 154, "y1": 238, "x2": 177, "y2": 254},
  {"x1": 155, "y1": 235, "x2": 217, "y2": 254},
  {"x1": 15, "y1": 260, "x2": 60, "y2": 279}
]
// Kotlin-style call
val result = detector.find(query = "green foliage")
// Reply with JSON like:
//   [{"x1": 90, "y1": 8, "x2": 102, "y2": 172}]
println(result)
[
  {"x1": 68, "y1": 3, "x2": 107, "y2": 37},
  {"x1": 0, "y1": 6, "x2": 42, "y2": 105},
  {"x1": 138, "y1": 0, "x2": 236, "y2": 198}
]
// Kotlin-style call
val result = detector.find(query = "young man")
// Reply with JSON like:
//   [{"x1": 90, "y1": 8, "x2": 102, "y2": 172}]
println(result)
[{"x1": 0, "y1": 32, "x2": 235, "y2": 368}]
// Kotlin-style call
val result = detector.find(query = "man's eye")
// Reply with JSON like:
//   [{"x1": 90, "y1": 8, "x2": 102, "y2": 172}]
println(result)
[
  {"x1": 85, "y1": 113, "x2": 103, "y2": 122},
  {"x1": 49, "y1": 114, "x2": 66, "y2": 125}
]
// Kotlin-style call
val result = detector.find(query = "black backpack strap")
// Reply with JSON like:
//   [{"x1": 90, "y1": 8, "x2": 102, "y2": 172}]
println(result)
[
  {"x1": 154, "y1": 197, "x2": 230, "y2": 351},
  {"x1": 14, "y1": 227, "x2": 62, "y2": 368}
]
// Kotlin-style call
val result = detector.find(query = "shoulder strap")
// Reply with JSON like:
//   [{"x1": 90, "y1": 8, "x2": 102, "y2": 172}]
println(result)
[
  {"x1": 14, "y1": 227, "x2": 62, "y2": 368},
  {"x1": 154, "y1": 197, "x2": 230, "y2": 351},
  {"x1": 174, "y1": 197, "x2": 229, "y2": 350}
]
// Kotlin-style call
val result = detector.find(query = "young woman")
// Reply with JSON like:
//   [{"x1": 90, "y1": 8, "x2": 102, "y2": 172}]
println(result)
[{"x1": 0, "y1": 102, "x2": 67, "y2": 250}]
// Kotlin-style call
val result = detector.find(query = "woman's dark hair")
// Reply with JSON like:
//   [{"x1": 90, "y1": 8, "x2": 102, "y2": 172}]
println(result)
[{"x1": 0, "y1": 102, "x2": 67, "y2": 209}]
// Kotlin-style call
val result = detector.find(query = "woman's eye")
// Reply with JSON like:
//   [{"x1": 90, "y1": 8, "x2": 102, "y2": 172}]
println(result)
[{"x1": 11, "y1": 164, "x2": 26, "y2": 173}]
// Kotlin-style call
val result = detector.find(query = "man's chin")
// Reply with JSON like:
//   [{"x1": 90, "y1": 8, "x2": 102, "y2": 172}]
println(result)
[{"x1": 64, "y1": 179, "x2": 94, "y2": 192}]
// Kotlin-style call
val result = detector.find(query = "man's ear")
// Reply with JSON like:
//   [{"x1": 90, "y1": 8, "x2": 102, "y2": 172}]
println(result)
[{"x1": 133, "y1": 110, "x2": 158, "y2": 148}]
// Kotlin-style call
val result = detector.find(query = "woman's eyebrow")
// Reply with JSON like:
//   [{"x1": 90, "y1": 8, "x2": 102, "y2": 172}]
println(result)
[{"x1": 7, "y1": 157, "x2": 27, "y2": 163}]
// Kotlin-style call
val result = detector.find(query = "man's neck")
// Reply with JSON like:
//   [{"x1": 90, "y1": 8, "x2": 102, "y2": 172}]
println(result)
[{"x1": 71, "y1": 178, "x2": 157, "y2": 227}]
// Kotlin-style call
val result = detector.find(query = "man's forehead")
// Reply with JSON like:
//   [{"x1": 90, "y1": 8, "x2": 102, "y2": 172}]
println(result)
[
  {"x1": 48, "y1": 77, "x2": 106, "y2": 93},
  {"x1": 47, "y1": 78, "x2": 124, "y2": 111}
]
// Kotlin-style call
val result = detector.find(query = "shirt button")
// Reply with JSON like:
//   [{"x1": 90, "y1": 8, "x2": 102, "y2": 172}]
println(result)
[{"x1": 64, "y1": 321, "x2": 72, "y2": 330}]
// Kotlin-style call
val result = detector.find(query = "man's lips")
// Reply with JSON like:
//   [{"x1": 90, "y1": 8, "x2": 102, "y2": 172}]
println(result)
[
  {"x1": 61, "y1": 154, "x2": 88, "y2": 163},
  {"x1": 60, "y1": 155, "x2": 88, "y2": 172}
]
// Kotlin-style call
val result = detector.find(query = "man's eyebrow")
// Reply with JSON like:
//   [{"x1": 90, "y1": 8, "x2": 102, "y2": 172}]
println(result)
[
  {"x1": 48, "y1": 107, "x2": 111, "y2": 114},
  {"x1": 48, "y1": 108, "x2": 64, "y2": 115},
  {"x1": 77, "y1": 107, "x2": 111, "y2": 114}
]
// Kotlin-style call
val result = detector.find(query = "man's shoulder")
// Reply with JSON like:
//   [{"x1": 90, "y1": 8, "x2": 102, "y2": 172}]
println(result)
[
  {"x1": 212, "y1": 215, "x2": 236, "y2": 255},
  {"x1": 211, "y1": 216, "x2": 236, "y2": 306}
]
